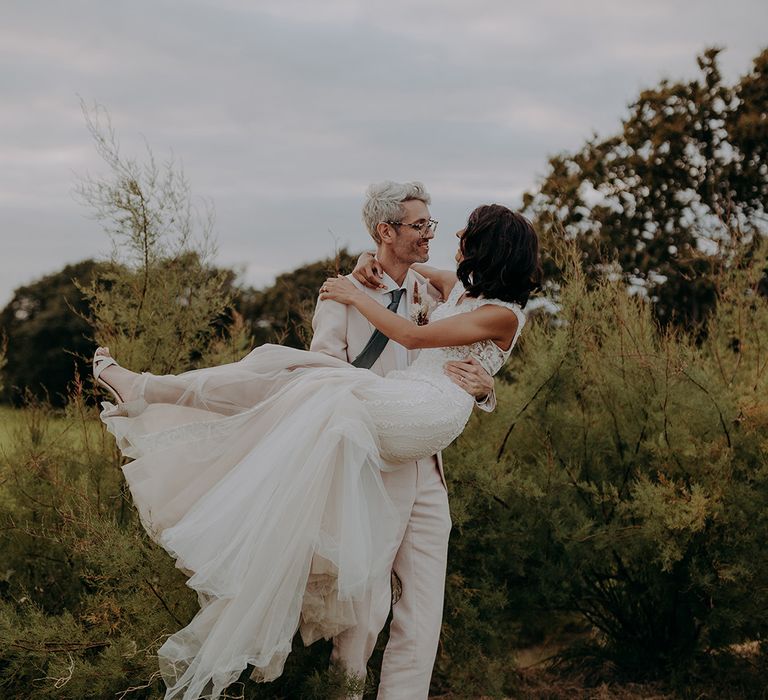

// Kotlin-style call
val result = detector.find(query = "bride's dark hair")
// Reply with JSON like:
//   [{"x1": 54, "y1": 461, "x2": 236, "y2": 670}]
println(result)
[{"x1": 456, "y1": 204, "x2": 542, "y2": 307}]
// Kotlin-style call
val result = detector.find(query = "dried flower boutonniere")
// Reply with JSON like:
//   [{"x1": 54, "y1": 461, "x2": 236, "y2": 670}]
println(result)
[{"x1": 410, "y1": 281, "x2": 438, "y2": 326}]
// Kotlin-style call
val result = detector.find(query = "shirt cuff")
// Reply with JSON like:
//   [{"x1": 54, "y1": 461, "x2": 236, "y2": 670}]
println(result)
[{"x1": 475, "y1": 389, "x2": 496, "y2": 413}]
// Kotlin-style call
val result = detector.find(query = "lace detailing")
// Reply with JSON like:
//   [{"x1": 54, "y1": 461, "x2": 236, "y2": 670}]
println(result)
[
  {"x1": 407, "y1": 280, "x2": 525, "y2": 377},
  {"x1": 360, "y1": 374, "x2": 473, "y2": 462},
  {"x1": 361, "y1": 280, "x2": 526, "y2": 462}
]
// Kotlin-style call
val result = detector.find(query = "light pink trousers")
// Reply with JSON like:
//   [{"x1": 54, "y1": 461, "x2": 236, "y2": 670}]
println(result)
[{"x1": 331, "y1": 456, "x2": 451, "y2": 699}]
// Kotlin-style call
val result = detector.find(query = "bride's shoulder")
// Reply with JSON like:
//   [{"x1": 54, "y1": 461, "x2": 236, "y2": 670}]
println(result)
[
  {"x1": 480, "y1": 296, "x2": 523, "y2": 310},
  {"x1": 478, "y1": 297, "x2": 526, "y2": 326}
]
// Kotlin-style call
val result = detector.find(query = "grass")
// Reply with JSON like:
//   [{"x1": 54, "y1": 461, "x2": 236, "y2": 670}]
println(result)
[
  {"x1": 2, "y1": 404, "x2": 766, "y2": 699},
  {"x1": 0, "y1": 405, "x2": 29, "y2": 453},
  {"x1": 0, "y1": 404, "x2": 103, "y2": 454}
]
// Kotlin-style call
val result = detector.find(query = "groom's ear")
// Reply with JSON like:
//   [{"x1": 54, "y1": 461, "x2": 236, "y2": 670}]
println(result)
[{"x1": 377, "y1": 222, "x2": 394, "y2": 243}]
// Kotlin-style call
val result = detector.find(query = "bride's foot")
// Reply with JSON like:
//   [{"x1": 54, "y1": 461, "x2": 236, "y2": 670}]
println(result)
[{"x1": 93, "y1": 347, "x2": 139, "y2": 404}]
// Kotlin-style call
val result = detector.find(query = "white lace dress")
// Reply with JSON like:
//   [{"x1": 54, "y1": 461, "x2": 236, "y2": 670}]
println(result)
[{"x1": 101, "y1": 281, "x2": 525, "y2": 699}]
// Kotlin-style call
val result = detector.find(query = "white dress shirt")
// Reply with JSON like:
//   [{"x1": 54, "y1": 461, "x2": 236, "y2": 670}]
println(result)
[{"x1": 377, "y1": 271, "x2": 409, "y2": 371}]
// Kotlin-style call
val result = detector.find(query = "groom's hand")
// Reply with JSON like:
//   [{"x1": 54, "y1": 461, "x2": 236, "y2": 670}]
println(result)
[
  {"x1": 443, "y1": 357, "x2": 494, "y2": 401},
  {"x1": 352, "y1": 251, "x2": 387, "y2": 290}
]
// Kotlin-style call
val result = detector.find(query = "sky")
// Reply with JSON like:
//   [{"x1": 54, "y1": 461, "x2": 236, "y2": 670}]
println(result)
[{"x1": 2, "y1": 0, "x2": 766, "y2": 307}]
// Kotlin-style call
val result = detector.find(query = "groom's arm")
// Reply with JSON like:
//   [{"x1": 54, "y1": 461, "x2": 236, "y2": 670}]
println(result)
[{"x1": 309, "y1": 294, "x2": 349, "y2": 362}]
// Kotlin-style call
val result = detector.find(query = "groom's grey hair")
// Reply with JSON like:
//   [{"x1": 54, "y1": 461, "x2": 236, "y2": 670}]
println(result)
[{"x1": 362, "y1": 180, "x2": 431, "y2": 244}]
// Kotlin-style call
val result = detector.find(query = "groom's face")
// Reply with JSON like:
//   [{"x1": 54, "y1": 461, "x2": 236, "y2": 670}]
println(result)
[{"x1": 389, "y1": 199, "x2": 433, "y2": 264}]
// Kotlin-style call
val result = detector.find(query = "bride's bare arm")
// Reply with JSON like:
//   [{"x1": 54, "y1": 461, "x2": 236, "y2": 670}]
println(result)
[
  {"x1": 409, "y1": 264, "x2": 457, "y2": 299},
  {"x1": 351, "y1": 252, "x2": 456, "y2": 299},
  {"x1": 320, "y1": 276, "x2": 517, "y2": 351}
]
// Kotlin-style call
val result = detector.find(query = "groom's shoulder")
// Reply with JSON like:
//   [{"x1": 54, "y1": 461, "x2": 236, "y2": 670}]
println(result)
[
  {"x1": 347, "y1": 273, "x2": 365, "y2": 290},
  {"x1": 348, "y1": 274, "x2": 384, "y2": 299},
  {"x1": 314, "y1": 274, "x2": 365, "y2": 306}
]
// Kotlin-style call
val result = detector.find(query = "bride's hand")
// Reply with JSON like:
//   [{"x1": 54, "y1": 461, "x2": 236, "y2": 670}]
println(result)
[
  {"x1": 319, "y1": 276, "x2": 362, "y2": 305},
  {"x1": 352, "y1": 251, "x2": 387, "y2": 290}
]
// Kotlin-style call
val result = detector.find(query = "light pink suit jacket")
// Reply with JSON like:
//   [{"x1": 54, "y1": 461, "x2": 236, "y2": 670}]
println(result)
[
  {"x1": 310, "y1": 267, "x2": 448, "y2": 481},
  {"x1": 309, "y1": 267, "x2": 496, "y2": 697}
]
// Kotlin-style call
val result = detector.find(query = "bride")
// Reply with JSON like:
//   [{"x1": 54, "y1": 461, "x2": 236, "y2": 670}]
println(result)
[{"x1": 93, "y1": 203, "x2": 541, "y2": 699}]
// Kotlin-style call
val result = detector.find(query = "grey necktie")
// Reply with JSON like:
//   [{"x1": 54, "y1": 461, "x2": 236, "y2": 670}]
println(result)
[{"x1": 351, "y1": 288, "x2": 406, "y2": 369}]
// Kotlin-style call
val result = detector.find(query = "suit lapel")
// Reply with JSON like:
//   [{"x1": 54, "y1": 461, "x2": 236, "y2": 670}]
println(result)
[{"x1": 351, "y1": 277, "x2": 391, "y2": 336}]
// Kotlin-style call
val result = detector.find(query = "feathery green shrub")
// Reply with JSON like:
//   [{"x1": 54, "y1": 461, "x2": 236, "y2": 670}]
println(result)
[
  {"x1": 439, "y1": 240, "x2": 768, "y2": 692},
  {"x1": 2, "y1": 239, "x2": 767, "y2": 698}
]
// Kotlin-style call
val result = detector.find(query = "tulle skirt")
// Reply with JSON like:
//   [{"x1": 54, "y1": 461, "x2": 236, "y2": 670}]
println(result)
[{"x1": 102, "y1": 345, "x2": 405, "y2": 699}]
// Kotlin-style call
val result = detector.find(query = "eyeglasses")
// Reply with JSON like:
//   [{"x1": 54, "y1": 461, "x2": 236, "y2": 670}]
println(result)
[{"x1": 385, "y1": 219, "x2": 438, "y2": 235}]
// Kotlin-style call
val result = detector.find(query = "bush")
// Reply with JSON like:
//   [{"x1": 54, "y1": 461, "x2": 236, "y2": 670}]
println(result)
[
  {"x1": 1, "y1": 239, "x2": 767, "y2": 698},
  {"x1": 0, "y1": 386, "x2": 196, "y2": 699},
  {"x1": 0, "y1": 335, "x2": 6, "y2": 396},
  {"x1": 441, "y1": 239, "x2": 768, "y2": 688}
]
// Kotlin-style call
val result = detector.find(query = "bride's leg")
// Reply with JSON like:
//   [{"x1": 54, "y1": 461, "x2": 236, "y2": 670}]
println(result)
[
  {"x1": 95, "y1": 348, "x2": 204, "y2": 407},
  {"x1": 135, "y1": 364, "x2": 293, "y2": 415},
  {"x1": 97, "y1": 344, "x2": 333, "y2": 415},
  {"x1": 92, "y1": 345, "x2": 143, "y2": 403},
  {"x1": 101, "y1": 365, "x2": 250, "y2": 412}
]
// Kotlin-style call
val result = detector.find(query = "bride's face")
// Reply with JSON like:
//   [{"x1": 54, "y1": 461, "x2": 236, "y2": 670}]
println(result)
[{"x1": 454, "y1": 228, "x2": 466, "y2": 264}]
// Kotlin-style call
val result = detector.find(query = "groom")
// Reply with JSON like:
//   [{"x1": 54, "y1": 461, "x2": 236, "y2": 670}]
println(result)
[{"x1": 310, "y1": 180, "x2": 495, "y2": 698}]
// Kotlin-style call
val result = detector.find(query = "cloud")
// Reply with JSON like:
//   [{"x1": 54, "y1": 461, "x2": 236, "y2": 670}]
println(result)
[{"x1": 0, "y1": 0, "x2": 766, "y2": 303}]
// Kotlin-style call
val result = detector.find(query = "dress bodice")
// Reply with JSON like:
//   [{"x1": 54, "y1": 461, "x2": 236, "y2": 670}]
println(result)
[
  {"x1": 360, "y1": 280, "x2": 526, "y2": 462},
  {"x1": 408, "y1": 280, "x2": 526, "y2": 377}
]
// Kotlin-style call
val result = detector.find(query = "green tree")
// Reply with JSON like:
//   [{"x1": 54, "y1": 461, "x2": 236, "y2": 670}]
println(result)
[
  {"x1": 0, "y1": 334, "x2": 6, "y2": 396},
  {"x1": 726, "y1": 48, "x2": 768, "y2": 212},
  {"x1": 524, "y1": 48, "x2": 768, "y2": 329},
  {"x1": 74, "y1": 101, "x2": 247, "y2": 374},
  {"x1": 240, "y1": 249, "x2": 360, "y2": 350},
  {"x1": 0, "y1": 260, "x2": 105, "y2": 406}
]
